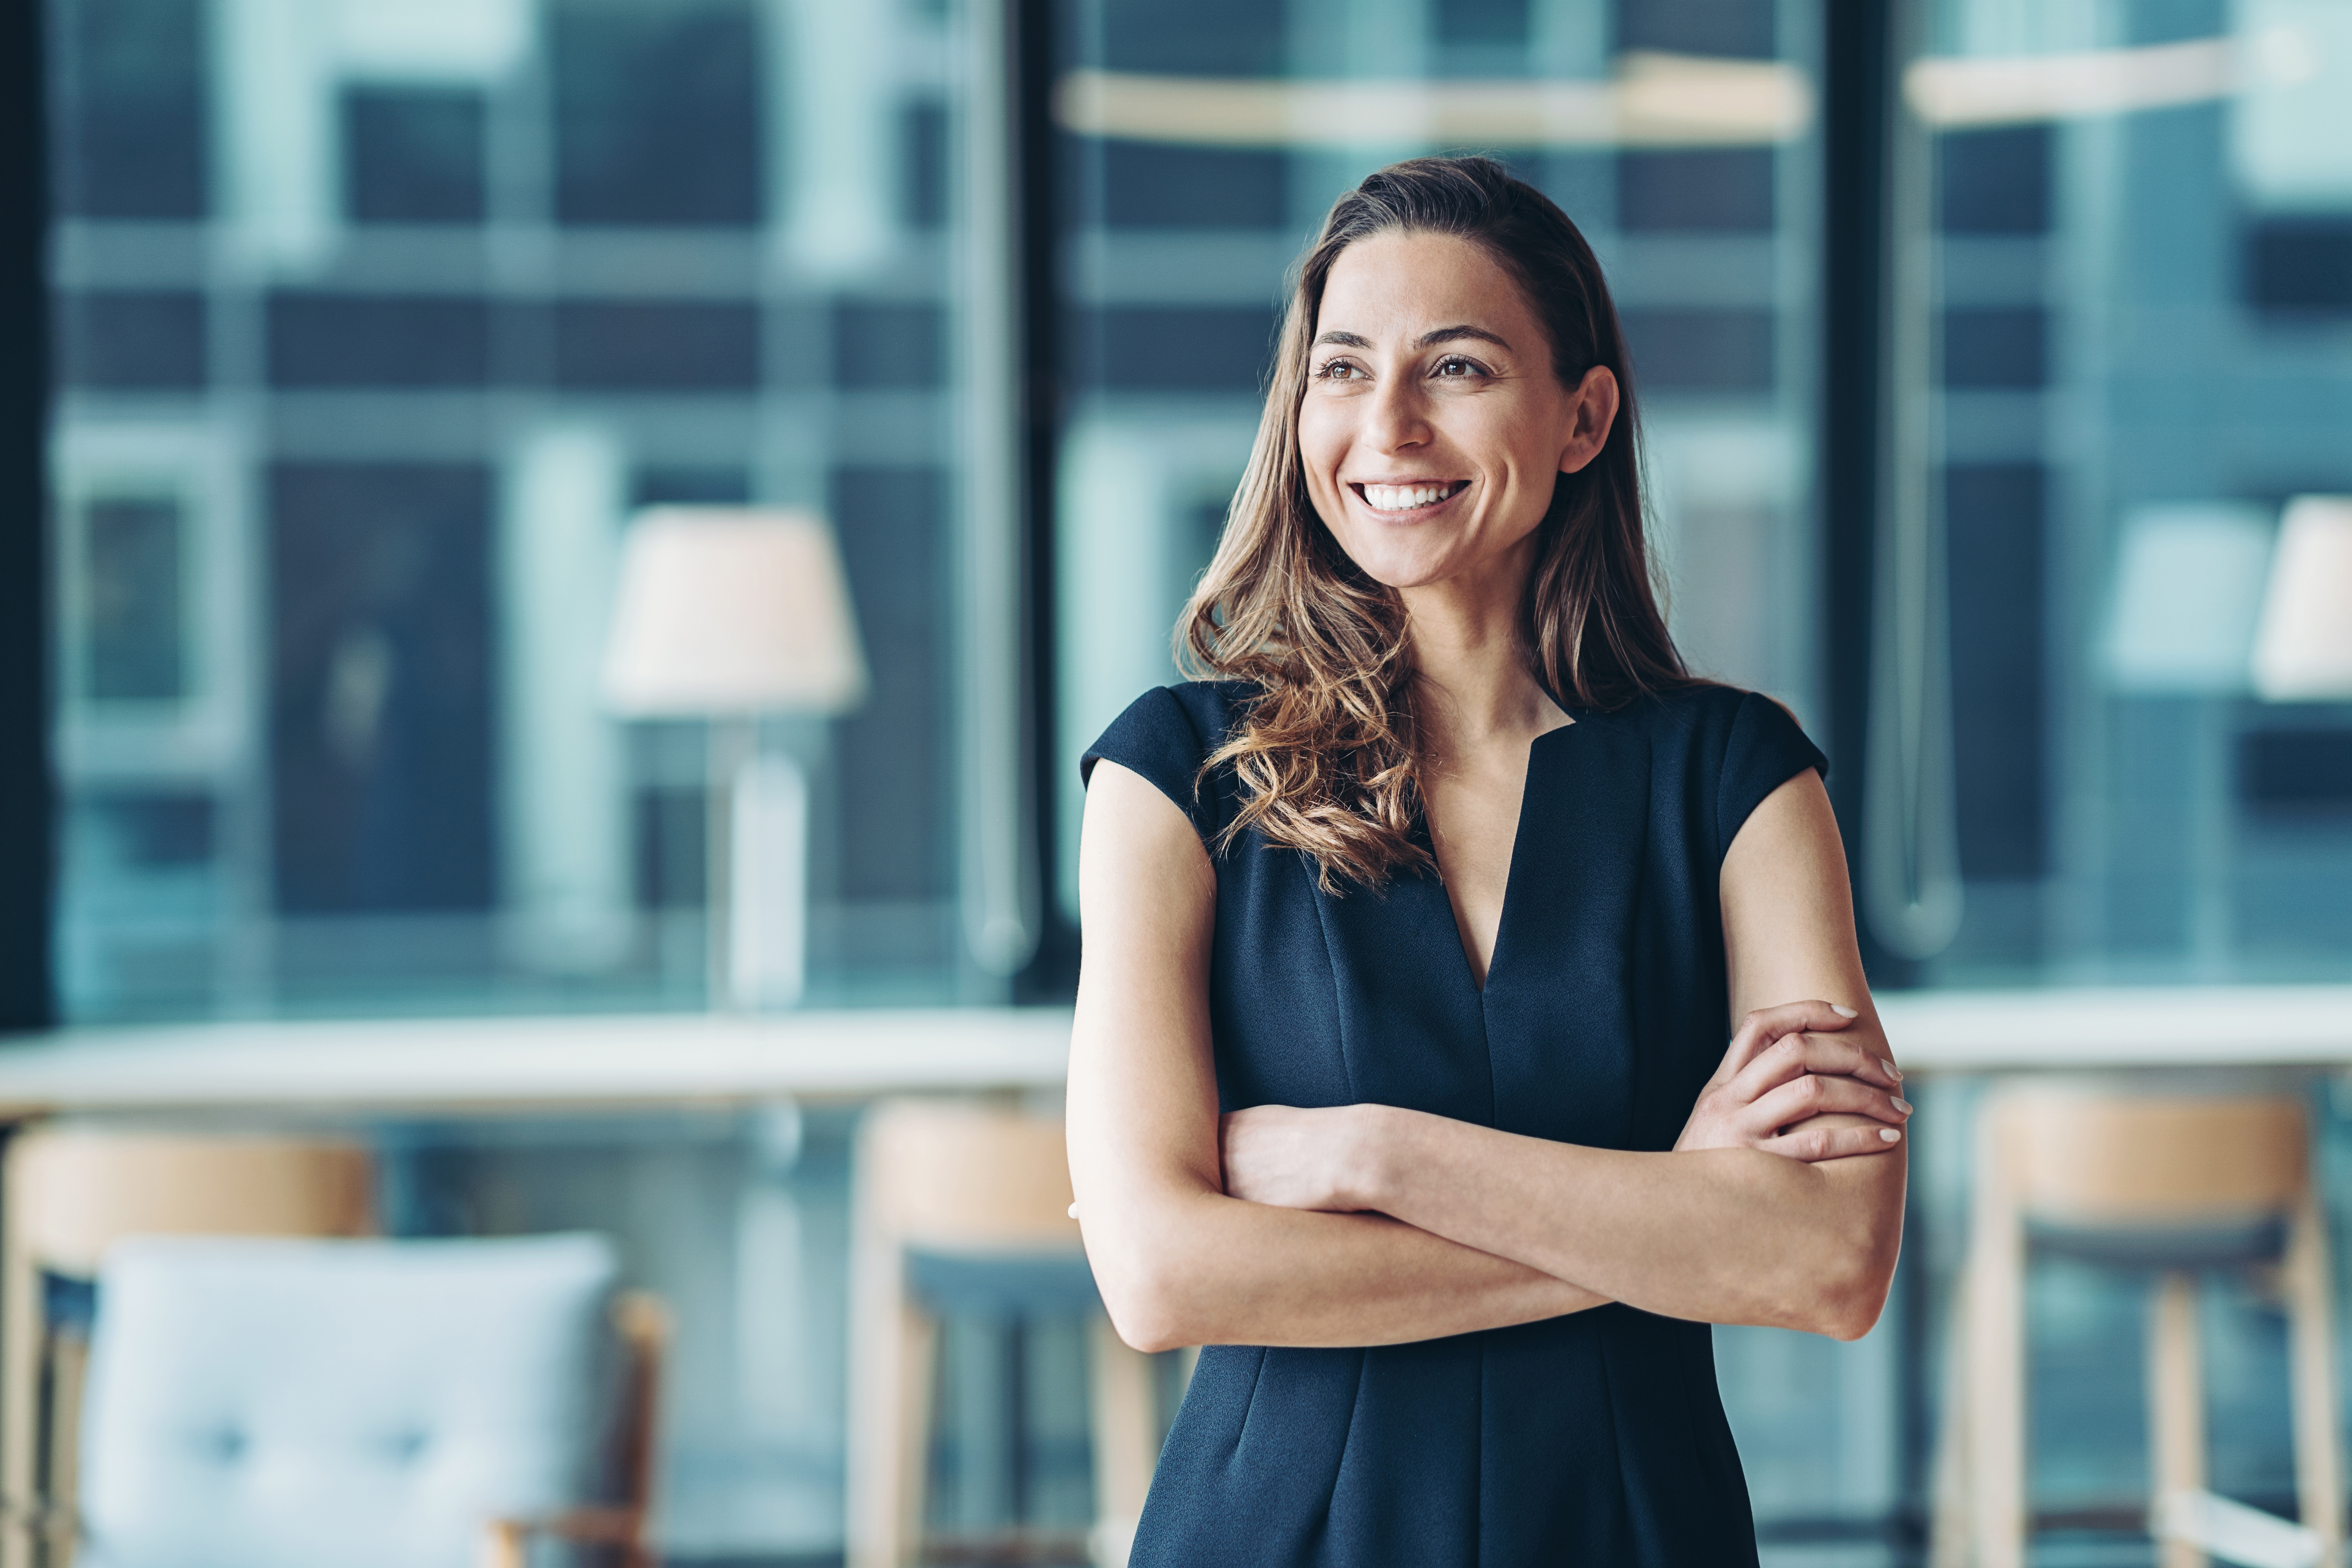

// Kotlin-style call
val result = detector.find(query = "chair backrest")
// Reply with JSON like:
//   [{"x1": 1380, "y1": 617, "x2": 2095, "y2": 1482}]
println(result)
[
  {"x1": 76, "y1": 1233, "x2": 619, "y2": 1568},
  {"x1": 1991, "y1": 1093, "x2": 2311, "y2": 1225},
  {"x1": 857, "y1": 1100, "x2": 1079, "y2": 1251},
  {"x1": 9, "y1": 1131, "x2": 373, "y2": 1273}
]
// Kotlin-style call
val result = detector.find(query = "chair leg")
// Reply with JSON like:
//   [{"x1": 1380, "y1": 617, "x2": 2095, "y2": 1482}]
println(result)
[
  {"x1": 1967, "y1": 1102, "x2": 2029, "y2": 1568},
  {"x1": 2149, "y1": 1271, "x2": 2209, "y2": 1568},
  {"x1": 2286, "y1": 1198, "x2": 2345, "y2": 1567},
  {"x1": 1929, "y1": 1264, "x2": 1973, "y2": 1568},
  {"x1": 1, "y1": 1146, "x2": 42, "y2": 1568},
  {"x1": 1086, "y1": 1316, "x2": 1160, "y2": 1568}
]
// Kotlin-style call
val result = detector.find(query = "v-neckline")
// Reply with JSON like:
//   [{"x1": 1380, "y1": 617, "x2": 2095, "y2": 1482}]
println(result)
[{"x1": 1428, "y1": 712, "x2": 1579, "y2": 996}]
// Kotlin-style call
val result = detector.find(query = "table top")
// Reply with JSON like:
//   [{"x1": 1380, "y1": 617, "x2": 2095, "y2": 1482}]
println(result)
[{"x1": 0, "y1": 986, "x2": 2347, "y2": 1118}]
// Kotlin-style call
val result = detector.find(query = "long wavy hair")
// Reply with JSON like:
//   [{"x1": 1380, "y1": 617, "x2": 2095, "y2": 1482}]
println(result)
[{"x1": 1180, "y1": 154, "x2": 1693, "y2": 893}]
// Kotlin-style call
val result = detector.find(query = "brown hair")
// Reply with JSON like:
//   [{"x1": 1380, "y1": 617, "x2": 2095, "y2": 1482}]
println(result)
[{"x1": 1180, "y1": 153, "x2": 1692, "y2": 893}]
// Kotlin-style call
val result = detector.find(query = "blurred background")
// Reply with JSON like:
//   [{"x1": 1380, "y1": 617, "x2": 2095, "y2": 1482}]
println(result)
[{"x1": 6, "y1": 0, "x2": 2352, "y2": 1563}]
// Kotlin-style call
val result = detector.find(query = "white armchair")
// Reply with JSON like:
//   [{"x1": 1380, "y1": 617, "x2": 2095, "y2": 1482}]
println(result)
[{"x1": 52, "y1": 1232, "x2": 660, "y2": 1568}]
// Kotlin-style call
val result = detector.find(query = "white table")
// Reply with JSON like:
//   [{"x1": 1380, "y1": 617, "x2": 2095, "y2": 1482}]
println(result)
[{"x1": 0, "y1": 987, "x2": 2348, "y2": 1120}]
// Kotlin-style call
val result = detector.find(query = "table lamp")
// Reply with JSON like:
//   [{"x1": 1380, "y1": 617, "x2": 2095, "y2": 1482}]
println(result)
[
  {"x1": 2252, "y1": 495, "x2": 2352, "y2": 701},
  {"x1": 602, "y1": 507, "x2": 868, "y2": 1009}
]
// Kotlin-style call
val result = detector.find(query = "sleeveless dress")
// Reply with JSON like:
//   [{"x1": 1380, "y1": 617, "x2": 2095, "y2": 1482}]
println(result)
[{"x1": 1081, "y1": 680, "x2": 1828, "y2": 1567}]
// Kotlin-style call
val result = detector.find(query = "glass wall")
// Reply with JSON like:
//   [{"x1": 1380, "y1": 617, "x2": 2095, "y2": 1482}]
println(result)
[
  {"x1": 47, "y1": 0, "x2": 1013, "y2": 1020},
  {"x1": 1893, "y1": 0, "x2": 2352, "y2": 985}
]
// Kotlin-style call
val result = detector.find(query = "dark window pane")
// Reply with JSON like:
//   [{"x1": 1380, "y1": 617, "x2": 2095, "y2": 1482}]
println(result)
[
  {"x1": 1618, "y1": 149, "x2": 1775, "y2": 232},
  {"x1": 1103, "y1": 0, "x2": 1284, "y2": 75},
  {"x1": 57, "y1": 291, "x2": 206, "y2": 389},
  {"x1": 633, "y1": 788, "x2": 706, "y2": 907},
  {"x1": 78, "y1": 791, "x2": 213, "y2": 867},
  {"x1": 1099, "y1": 144, "x2": 1287, "y2": 230},
  {"x1": 50, "y1": 0, "x2": 208, "y2": 218},
  {"x1": 833, "y1": 302, "x2": 946, "y2": 390},
  {"x1": 1947, "y1": 463, "x2": 2046, "y2": 879},
  {"x1": 1436, "y1": 0, "x2": 1530, "y2": 47},
  {"x1": 902, "y1": 100, "x2": 950, "y2": 231},
  {"x1": 78, "y1": 496, "x2": 185, "y2": 702},
  {"x1": 1615, "y1": 0, "x2": 1777, "y2": 58},
  {"x1": 269, "y1": 464, "x2": 494, "y2": 915},
  {"x1": 632, "y1": 466, "x2": 752, "y2": 507},
  {"x1": 1619, "y1": 308, "x2": 1775, "y2": 391},
  {"x1": 1938, "y1": 125, "x2": 2051, "y2": 235},
  {"x1": 1072, "y1": 305, "x2": 1277, "y2": 392},
  {"x1": 2241, "y1": 730, "x2": 2352, "y2": 817},
  {"x1": 2246, "y1": 219, "x2": 2352, "y2": 315},
  {"x1": 831, "y1": 468, "x2": 950, "y2": 900},
  {"x1": 552, "y1": 0, "x2": 761, "y2": 227},
  {"x1": 345, "y1": 87, "x2": 486, "y2": 224},
  {"x1": 267, "y1": 295, "x2": 490, "y2": 388},
  {"x1": 1942, "y1": 307, "x2": 2046, "y2": 388},
  {"x1": 553, "y1": 301, "x2": 760, "y2": 390}
]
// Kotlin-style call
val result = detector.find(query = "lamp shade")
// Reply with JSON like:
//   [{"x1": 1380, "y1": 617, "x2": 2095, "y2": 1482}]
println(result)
[
  {"x1": 2252, "y1": 495, "x2": 2352, "y2": 701},
  {"x1": 601, "y1": 506, "x2": 868, "y2": 716}
]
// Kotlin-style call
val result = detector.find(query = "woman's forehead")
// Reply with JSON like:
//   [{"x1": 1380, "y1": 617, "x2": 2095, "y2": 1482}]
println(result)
[{"x1": 1317, "y1": 231, "x2": 1535, "y2": 343}]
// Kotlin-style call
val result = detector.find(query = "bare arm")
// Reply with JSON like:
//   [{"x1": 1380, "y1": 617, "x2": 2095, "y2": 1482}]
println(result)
[
  {"x1": 1224, "y1": 770, "x2": 1908, "y2": 1341},
  {"x1": 1066, "y1": 760, "x2": 1608, "y2": 1352}
]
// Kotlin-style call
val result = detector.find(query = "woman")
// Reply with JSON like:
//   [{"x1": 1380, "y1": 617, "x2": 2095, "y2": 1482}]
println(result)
[{"x1": 1067, "y1": 155, "x2": 1906, "y2": 1564}]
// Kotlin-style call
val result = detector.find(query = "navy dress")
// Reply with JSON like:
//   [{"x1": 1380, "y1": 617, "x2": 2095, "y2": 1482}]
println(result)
[{"x1": 1081, "y1": 679, "x2": 1828, "y2": 1567}]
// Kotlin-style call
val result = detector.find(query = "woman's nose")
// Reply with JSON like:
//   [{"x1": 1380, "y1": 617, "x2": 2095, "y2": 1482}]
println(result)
[{"x1": 1363, "y1": 378, "x2": 1430, "y2": 452}]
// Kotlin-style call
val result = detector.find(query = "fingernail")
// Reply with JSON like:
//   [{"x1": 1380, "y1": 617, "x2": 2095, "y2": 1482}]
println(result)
[
  {"x1": 1830, "y1": 1004, "x2": 1859, "y2": 1018},
  {"x1": 1892, "y1": 1098, "x2": 1913, "y2": 1115},
  {"x1": 1883, "y1": 1059, "x2": 1902, "y2": 1082},
  {"x1": 1067, "y1": 1202, "x2": 1080, "y2": 1219},
  {"x1": 1879, "y1": 1129, "x2": 1902, "y2": 1143}
]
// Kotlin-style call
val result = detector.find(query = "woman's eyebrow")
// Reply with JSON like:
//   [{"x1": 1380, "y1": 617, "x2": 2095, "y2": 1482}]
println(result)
[
  {"x1": 1312, "y1": 329, "x2": 1373, "y2": 348},
  {"x1": 1417, "y1": 324, "x2": 1510, "y2": 350}
]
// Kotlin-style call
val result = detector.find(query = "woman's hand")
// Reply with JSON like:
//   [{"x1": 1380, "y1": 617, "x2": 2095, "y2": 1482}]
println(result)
[
  {"x1": 1675, "y1": 999, "x2": 1909, "y2": 1161},
  {"x1": 1219, "y1": 1103, "x2": 1387, "y2": 1211}
]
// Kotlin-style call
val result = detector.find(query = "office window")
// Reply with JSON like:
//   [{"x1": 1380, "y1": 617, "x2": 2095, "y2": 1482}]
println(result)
[
  {"x1": 1895, "y1": 0, "x2": 2352, "y2": 985},
  {"x1": 47, "y1": 0, "x2": 1009, "y2": 1022}
]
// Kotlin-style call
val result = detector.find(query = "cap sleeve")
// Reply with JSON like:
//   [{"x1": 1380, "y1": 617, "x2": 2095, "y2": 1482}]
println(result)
[
  {"x1": 1081, "y1": 687, "x2": 1218, "y2": 846},
  {"x1": 1717, "y1": 691, "x2": 1828, "y2": 859}
]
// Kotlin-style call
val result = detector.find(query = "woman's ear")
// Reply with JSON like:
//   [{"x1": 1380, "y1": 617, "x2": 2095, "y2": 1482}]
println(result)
[{"x1": 1557, "y1": 365, "x2": 1620, "y2": 476}]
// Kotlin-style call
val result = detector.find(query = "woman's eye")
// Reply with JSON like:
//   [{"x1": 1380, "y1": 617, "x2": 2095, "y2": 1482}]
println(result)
[
  {"x1": 1316, "y1": 360, "x2": 1363, "y2": 381},
  {"x1": 1435, "y1": 356, "x2": 1482, "y2": 378}
]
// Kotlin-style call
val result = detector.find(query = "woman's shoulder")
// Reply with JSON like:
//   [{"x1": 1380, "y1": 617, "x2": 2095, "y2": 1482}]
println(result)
[
  {"x1": 1605, "y1": 682, "x2": 1827, "y2": 857},
  {"x1": 1078, "y1": 682, "x2": 1259, "y2": 840}
]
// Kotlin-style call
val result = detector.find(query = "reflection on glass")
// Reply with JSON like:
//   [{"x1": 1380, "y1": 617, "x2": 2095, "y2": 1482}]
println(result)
[
  {"x1": 47, "y1": 0, "x2": 993, "y2": 1019},
  {"x1": 1894, "y1": 0, "x2": 2352, "y2": 985}
]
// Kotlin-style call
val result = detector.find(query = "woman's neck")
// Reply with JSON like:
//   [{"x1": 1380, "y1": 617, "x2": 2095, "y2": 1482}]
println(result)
[{"x1": 1400, "y1": 544, "x2": 1563, "y2": 759}]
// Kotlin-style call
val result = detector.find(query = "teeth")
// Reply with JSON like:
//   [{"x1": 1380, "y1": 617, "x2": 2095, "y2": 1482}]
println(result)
[{"x1": 1361, "y1": 483, "x2": 1458, "y2": 512}]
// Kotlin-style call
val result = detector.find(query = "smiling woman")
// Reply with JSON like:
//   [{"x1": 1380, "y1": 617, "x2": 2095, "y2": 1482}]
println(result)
[{"x1": 1066, "y1": 157, "x2": 1907, "y2": 1566}]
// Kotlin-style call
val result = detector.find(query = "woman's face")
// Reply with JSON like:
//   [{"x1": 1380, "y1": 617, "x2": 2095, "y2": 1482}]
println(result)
[{"x1": 1298, "y1": 229, "x2": 1616, "y2": 595}]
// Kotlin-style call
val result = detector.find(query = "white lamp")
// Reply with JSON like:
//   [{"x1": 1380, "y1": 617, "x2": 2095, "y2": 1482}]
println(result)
[
  {"x1": 2252, "y1": 495, "x2": 2352, "y2": 701},
  {"x1": 602, "y1": 507, "x2": 868, "y2": 1008}
]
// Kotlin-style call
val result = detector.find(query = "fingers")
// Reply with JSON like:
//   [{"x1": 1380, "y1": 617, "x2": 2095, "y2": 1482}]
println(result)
[
  {"x1": 1717, "y1": 998, "x2": 1866, "y2": 1077},
  {"x1": 1728, "y1": 1031, "x2": 1902, "y2": 1102},
  {"x1": 1744, "y1": 1072, "x2": 1912, "y2": 1136},
  {"x1": 1760, "y1": 1118, "x2": 1905, "y2": 1162}
]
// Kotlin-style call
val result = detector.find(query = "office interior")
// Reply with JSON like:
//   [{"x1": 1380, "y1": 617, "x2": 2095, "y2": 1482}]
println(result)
[{"x1": 3, "y1": 0, "x2": 2352, "y2": 1563}]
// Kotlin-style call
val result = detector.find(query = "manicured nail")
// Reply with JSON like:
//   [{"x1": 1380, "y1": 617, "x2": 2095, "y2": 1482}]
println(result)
[
  {"x1": 1830, "y1": 1004, "x2": 1859, "y2": 1018},
  {"x1": 1892, "y1": 1098, "x2": 1913, "y2": 1116},
  {"x1": 1067, "y1": 1202, "x2": 1080, "y2": 1219},
  {"x1": 1883, "y1": 1059, "x2": 1902, "y2": 1082},
  {"x1": 1879, "y1": 1128, "x2": 1902, "y2": 1143}
]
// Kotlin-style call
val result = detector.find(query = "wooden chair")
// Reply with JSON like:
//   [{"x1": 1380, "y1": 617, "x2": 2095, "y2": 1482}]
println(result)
[
  {"x1": 845, "y1": 1100, "x2": 1160, "y2": 1568},
  {"x1": 0, "y1": 1129, "x2": 374, "y2": 1568},
  {"x1": 1933, "y1": 1091, "x2": 2344, "y2": 1568}
]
